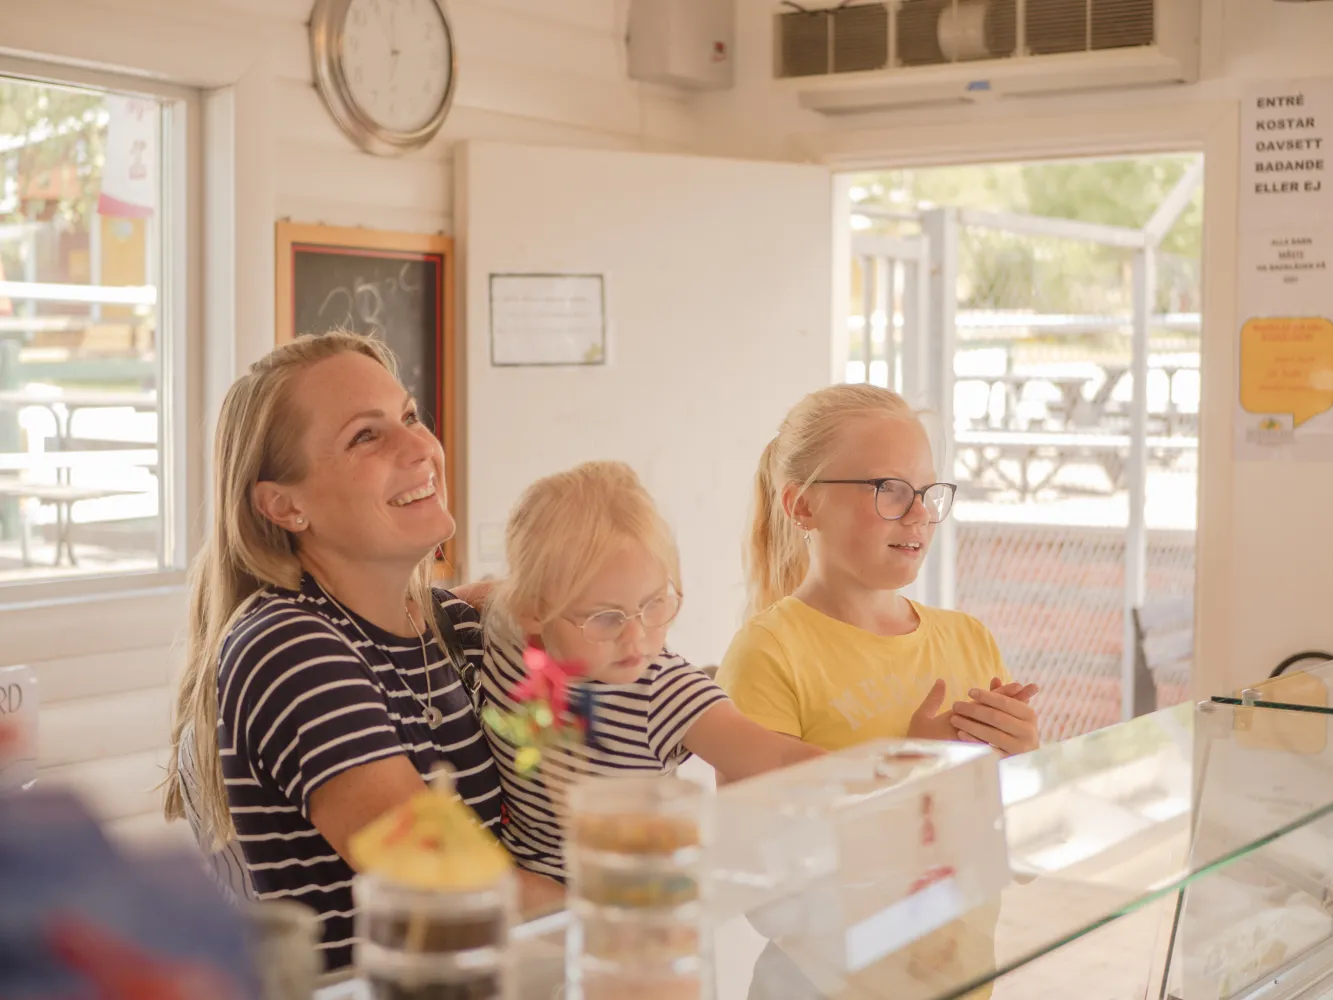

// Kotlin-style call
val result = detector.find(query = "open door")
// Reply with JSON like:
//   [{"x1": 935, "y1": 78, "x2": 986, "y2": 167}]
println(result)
[{"x1": 456, "y1": 142, "x2": 834, "y2": 665}]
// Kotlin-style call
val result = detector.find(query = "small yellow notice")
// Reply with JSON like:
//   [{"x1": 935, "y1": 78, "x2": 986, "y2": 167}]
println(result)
[{"x1": 1240, "y1": 316, "x2": 1333, "y2": 426}]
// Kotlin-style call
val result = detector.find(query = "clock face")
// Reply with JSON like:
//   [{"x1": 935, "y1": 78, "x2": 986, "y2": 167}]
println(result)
[{"x1": 341, "y1": 0, "x2": 453, "y2": 135}]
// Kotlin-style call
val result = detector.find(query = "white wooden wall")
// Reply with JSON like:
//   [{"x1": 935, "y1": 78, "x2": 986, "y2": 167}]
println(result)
[
  {"x1": 5, "y1": 589, "x2": 189, "y2": 846},
  {"x1": 263, "y1": 0, "x2": 699, "y2": 234},
  {"x1": 1, "y1": 0, "x2": 705, "y2": 847}
]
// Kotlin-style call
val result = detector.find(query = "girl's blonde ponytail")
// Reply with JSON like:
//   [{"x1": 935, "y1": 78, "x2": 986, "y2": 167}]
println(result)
[{"x1": 746, "y1": 437, "x2": 807, "y2": 616}]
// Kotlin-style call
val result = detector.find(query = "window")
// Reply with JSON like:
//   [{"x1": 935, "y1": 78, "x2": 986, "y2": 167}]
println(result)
[{"x1": 0, "y1": 72, "x2": 190, "y2": 589}]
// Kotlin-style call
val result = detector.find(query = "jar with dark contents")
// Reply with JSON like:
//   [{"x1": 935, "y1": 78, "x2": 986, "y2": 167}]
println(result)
[
  {"x1": 359, "y1": 942, "x2": 504, "y2": 1000},
  {"x1": 354, "y1": 875, "x2": 514, "y2": 1000}
]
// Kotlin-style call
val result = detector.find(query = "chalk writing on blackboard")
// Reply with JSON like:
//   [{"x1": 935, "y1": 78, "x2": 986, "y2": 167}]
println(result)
[{"x1": 315, "y1": 262, "x2": 426, "y2": 339}]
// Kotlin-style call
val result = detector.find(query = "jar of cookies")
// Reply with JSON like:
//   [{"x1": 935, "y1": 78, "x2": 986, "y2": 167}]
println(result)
[{"x1": 564, "y1": 776, "x2": 710, "y2": 1000}]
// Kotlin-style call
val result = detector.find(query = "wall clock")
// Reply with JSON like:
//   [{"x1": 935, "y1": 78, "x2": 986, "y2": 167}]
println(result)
[{"x1": 310, "y1": 0, "x2": 457, "y2": 156}]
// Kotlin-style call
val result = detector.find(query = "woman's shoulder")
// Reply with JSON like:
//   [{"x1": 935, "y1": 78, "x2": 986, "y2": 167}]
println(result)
[
  {"x1": 217, "y1": 587, "x2": 368, "y2": 715},
  {"x1": 220, "y1": 586, "x2": 357, "y2": 675}
]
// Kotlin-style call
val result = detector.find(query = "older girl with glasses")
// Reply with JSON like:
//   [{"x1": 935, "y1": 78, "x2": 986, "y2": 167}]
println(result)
[
  {"x1": 718, "y1": 383, "x2": 1041, "y2": 757},
  {"x1": 473, "y1": 460, "x2": 822, "y2": 880}
]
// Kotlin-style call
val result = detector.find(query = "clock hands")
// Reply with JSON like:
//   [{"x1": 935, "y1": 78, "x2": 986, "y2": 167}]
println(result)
[{"x1": 372, "y1": 0, "x2": 397, "y2": 55}]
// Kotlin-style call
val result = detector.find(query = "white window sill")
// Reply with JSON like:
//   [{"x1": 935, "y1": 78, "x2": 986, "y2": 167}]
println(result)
[{"x1": 0, "y1": 569, "x2": 188, "y2": 612}]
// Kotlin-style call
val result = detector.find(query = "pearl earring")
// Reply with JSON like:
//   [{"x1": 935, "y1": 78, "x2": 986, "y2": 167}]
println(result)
[{"x1": 294, "y1": 516, "x2": 305, "y2": 526}]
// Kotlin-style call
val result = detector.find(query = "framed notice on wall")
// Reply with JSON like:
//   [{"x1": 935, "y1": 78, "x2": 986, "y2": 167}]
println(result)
[
  {"x1": 275, "y1": 222, "x2": 460, "y2": 574},
  {"x1": 489, "y1": 273, "x2": 607, "y2": 366}
]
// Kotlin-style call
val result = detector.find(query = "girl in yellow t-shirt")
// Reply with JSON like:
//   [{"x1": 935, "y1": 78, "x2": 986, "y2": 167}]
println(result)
[
  {"x1": 720, "y1": 383, "x2": 1036, "y2": 1000},
  {"x1": 718, "y1": 381, "x2": 1040, "y2": 756}
]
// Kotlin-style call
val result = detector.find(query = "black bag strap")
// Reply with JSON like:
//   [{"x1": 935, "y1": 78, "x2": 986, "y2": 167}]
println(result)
[{"x1": 430, "y1": 592, "x2": 481, "y2": 698}]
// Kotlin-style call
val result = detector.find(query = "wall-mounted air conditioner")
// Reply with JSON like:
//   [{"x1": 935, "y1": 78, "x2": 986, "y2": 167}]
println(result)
[{"x1": 774, "y1": 0, "x2": 1200, "y2": 114}]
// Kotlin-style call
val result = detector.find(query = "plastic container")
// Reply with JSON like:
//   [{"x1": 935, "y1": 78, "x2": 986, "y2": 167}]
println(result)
[
  {"x1": 353, "y1": 873, "x2": 515, "y2": 999},
  {"x1": 359, "y1": 942, "x2": 505, "y2": 1000},
  {"x1": 564, "y1": 777, "x2": 709, "y2": 1000}
]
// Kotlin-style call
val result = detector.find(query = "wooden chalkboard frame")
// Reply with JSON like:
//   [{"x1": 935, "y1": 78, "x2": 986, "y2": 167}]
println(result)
[{"x1": 274, "y1": 221, "x2": 460, "y2": 577}]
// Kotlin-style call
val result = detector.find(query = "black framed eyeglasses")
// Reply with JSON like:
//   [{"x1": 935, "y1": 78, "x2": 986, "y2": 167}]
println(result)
[
  {"x1": 564, "y1": 591, "x2": 683, "y2": 643},
  {"x1": 811, "y1": 478, "x2": 957, "y2": 523}
]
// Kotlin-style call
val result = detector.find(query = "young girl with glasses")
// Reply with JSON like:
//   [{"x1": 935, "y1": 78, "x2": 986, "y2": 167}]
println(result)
[
  {"x1": 473, "y1": 460, "x2": 822, "y2": 880},
  {"x1": 718, "y1": 383, "x2": 1041, "y2": 757}
]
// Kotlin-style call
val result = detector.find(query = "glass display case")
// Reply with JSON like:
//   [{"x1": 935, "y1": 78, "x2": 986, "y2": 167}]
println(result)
[{"x1": 320, "y1": 696, "x2": 1333, "y2": 1000}]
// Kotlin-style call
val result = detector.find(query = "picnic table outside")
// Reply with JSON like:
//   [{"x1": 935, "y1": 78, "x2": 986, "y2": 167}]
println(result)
[{"x1": 0, "y1": 444, "x2": 159, "y2": 568}]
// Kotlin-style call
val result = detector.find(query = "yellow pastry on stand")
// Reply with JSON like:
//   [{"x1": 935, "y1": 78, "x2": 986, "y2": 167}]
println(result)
[
  {"x1": 350, "y1": 777, "x2": 512, "y2": 891},
  {"x1": 350, "y1": 773, "x2": 516, "y2": 1000}
]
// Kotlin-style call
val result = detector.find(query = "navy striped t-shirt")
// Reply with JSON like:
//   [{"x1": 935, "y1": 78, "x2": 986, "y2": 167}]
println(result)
[
  {"x1": 217, "y1": 574, "x2": 502, "y2": 971},
  {"x1": 472, "y1": 632, "x2": 727, "y2": 880}
]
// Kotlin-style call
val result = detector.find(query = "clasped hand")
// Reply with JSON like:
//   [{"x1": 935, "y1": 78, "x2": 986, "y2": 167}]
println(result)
[{"x1": 907, "y1": 677, "x2": 1039, "y2": 756}]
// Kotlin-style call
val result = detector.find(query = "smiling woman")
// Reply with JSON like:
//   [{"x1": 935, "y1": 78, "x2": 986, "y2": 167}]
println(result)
[{"x1": 161, "y1": 332, "x2": 558, "y2": 971}]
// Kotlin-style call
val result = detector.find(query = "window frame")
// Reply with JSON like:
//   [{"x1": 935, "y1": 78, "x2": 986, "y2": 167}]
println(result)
[{"x1": 0, "y1": 55, "x2": 202, "y2": 608}]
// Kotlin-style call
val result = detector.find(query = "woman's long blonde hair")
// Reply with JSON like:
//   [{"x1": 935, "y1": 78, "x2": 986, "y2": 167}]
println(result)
[
  {"x1": 747, "y1": 383, "x2": 917, "y2": 616},
  {"x1": 163, "y1": 332, "x2": 445, "y2": 846},
  {"x1": 486, "y1": 461, "x2": 682, "y2": 645}
]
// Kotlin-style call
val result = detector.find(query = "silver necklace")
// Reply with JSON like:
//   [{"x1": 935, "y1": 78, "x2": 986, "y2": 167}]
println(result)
[{"x1": 315, "y1": 582, "x2": 446, "y2": 730}]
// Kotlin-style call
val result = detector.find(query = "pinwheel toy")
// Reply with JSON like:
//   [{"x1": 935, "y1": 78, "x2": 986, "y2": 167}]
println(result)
[{"x1": 481, "y1": 647, "x2": 598, "y2": 775}]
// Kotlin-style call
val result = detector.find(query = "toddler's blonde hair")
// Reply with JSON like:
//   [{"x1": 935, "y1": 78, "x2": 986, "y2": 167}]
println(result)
[{"x1": 488, "y1": 461, "x2": 682, "y2": 643}]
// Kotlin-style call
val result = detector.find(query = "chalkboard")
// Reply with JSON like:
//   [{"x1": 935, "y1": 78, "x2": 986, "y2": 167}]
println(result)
[
  {"x1": 275, "y1": 223, "x2": 458, "y2": 572},
  {"x1": 291, "y1": 250, "x2": 442, "y2": 432}
]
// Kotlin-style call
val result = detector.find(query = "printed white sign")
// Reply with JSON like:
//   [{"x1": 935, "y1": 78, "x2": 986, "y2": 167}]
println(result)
[{"x1": 1236, "y1": 80, "x2": 1333, "y2": 461}]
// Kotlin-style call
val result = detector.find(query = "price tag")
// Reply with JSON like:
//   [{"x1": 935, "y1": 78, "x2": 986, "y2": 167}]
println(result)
[{"x1": 0, "y1": 664, "x2": 38, "y2": 791}]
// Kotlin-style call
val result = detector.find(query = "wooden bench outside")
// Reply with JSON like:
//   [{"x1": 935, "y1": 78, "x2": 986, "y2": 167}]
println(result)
[
  {"x1": 955, "y1": 430, "x2": 1198, "y2": 499},
  {"x1": 1131, "y1": 596, "x2": 1193, "y2": 716}
]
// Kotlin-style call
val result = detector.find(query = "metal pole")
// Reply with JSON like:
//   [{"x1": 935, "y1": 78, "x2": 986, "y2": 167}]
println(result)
[
  {"x1": 921, "y1": 208, "x2": 958, "y2": 610},
  {"x1": 860, "y1": 255, "x2": 876, "y2": 384},
  {"x1": 883, "y1": 258, "x2": 899, "y2": 389},
  {"x1": 1124, "y1": 249, "x2": 1154, "y2": 719}
]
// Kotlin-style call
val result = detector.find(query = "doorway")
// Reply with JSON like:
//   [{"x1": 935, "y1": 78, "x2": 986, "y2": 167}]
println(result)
[{"x1": 842, "y1": 155, "x2": 1204, "y2": 739}]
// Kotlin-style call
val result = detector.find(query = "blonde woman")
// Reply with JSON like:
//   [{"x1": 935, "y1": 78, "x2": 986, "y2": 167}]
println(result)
[
  {"x1": 163, "y1": 333, "x2": 556, "y2": 971},
  {"x1": 719, "y1": 383, "x2": 1040, "y2": 753}
]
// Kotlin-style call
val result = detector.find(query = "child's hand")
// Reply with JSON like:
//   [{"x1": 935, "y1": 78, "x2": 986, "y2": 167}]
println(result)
[
  {"x1": 988, "y1": 676, "x2": 1039, "y2": 704},
  {"x1": 950, "y1": 681, "x2": 1040, "y2": 756},
  {"x1": 907, "y1": 680, "x2": 960, "y2": 742}
]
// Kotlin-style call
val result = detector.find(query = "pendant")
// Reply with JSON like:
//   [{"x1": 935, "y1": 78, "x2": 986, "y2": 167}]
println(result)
[{"x1": 425, "y1": 705, "x2": 445, "y2": 729}]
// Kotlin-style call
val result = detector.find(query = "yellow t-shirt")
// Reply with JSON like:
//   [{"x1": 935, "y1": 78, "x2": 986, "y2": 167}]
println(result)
[
  {"x1": 717, "y1": 596, "x2": 1011, "y2": 750},
  {"x1": 720, "y1": 596, "x2": 1009, "y2": 999}
]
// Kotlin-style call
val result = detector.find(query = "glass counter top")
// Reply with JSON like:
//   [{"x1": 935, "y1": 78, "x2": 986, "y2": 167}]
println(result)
[{"x1": 325, "y1": 699, "x2": 1333, "y2": 1000}]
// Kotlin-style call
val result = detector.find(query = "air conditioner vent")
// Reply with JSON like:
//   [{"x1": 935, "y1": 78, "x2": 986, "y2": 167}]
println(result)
[
  {"x1": 775, "y1": 0, "x2": 1164, "y2": 79},
  {"x1": 777, "y1": 3, "x2": 891, "y2": 77}
]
